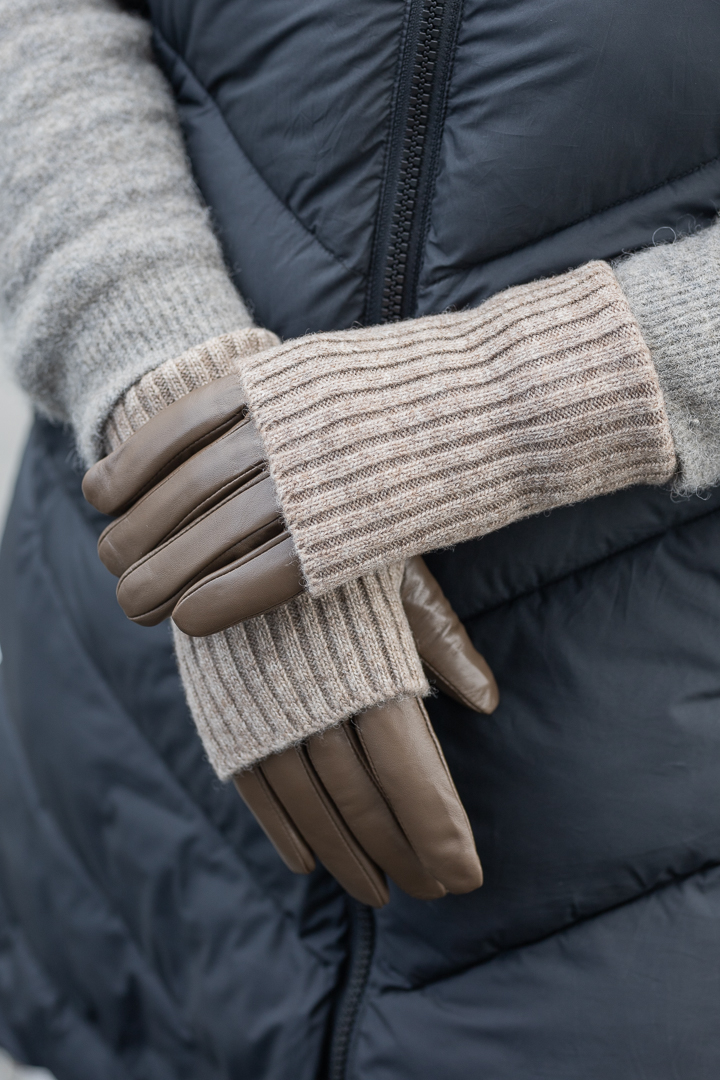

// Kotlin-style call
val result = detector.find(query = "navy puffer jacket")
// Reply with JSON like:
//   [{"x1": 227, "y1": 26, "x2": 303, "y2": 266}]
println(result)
[{"x1": 2, "y1": 2, "x2": 720, "y2": 1077}]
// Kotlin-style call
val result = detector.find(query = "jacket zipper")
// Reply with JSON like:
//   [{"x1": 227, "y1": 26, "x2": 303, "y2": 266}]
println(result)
[
  {"x1": 326, "y1": 901, "x2": 375, "y2": 1080},
  {"x1": 327, "y1": 7, "x2": 462, "y2": 1074},
  {"x1": 366, "y1": 0, "x2": 463, "y2": 324}
]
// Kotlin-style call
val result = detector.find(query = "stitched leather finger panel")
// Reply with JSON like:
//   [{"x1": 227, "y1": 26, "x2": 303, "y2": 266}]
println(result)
[
  {"x1": 355, "y1": 698, "x2": 484, "y2": 894},
  {"x1": 83, "y1": 373, "x2": 247, "y2": 515},
  {"x1": 124, "y1": 522, "x2": 287, "y2": 628},
  {"x1": 171, "y1": 533, "x2": 303, "y2": 635},
  {"x1": 97, "y1": 417, "x2": 266, "y2": 577},
  {"x1": 261, "y1": 746, "x2": 389, "y2": 908},
  {"x1": 115, "y1": 474, "x2": 281, "y2": 622},
  {"x1": 233, "y1": 769, "x2": 315, "y2": 875},
  {"x1": 401, "y1": 556, "x2": 499, "y2": 714},
  {"x1": 306, "y1": 722, "x2": 446, "y2": 900}
]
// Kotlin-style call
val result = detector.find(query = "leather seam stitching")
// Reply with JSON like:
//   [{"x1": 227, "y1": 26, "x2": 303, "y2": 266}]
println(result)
[
  {"x1": 254, "y1": 767, "x2": 314, "y2": 870},
  {"x1": 297, "y1": 750, "x2": 386, "y2": 904}
]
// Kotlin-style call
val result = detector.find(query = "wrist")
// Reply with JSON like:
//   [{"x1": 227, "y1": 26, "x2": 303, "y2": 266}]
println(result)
[
  {"x1": 242, "y1": 262, "x2": 677, "y2": 594},
  {"x1": 104, "y1": 325, "x2": 280, "y2": 452}
]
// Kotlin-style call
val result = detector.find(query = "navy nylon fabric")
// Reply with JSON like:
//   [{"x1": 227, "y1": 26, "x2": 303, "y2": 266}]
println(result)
[
  {"x1": 354, "y1": 865, "x2": 720, "y2": 1079},
  {"x1": 0, "y1": 421, "x2": 348, "y2": 1079},
  {"x1": 349, "y1": 485, "x2": 720, "y2": 1078},
  {"x1": 4, "y1": 0, "x2": 720, "y2": 1074},
  {"x1": 4, "y1": 422, "x2": 720, "y2": 1076},
  {"x1": 419, "y1": 0, "x2": 720, "y2": 311},
  {"x1": 149, "y1": 0, "x2": 407, "y2": 338},
  {"x1": 148, "y1": 0, "x2": 720, "y2": 335}
]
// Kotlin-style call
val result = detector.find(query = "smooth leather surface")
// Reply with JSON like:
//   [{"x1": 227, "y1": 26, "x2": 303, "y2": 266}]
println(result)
[
  {"x1": 235, "y1": 696, "x2": 483, "y2": 906},
  {"x1": 402, "y1": 556, "x2": 499, "y2": 714},
  {"x1": 356, "y1": 700, "x2": 483, "y2": 894},
  {"x1": 307, "y1": 723, "x2": 447, "y2": 900},
  {"x1": 116, "y1": 473, "x2": 282, "y2": 622},
  {"x1": 83, "y1": 373, "x2": 248, "y2": 514},
  {"x1": 172, "y1": 533, "x2": 304, "y2": 635},
  {"x1": 84, "y1": 379, "x2": 305, "y2": 632},
  {"x1": 261, "y1": 746, "x2": 390, "y2": 908},
  {"x1": 97, "y1": 417, "x2": 266, "y2": 577},
  {"x1": 232, "y1": 768, "x2": 315, "y2": 875}
]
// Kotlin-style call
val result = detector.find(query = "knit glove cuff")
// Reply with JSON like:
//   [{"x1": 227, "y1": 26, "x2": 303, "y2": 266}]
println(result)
[
  {"x1": 242, "y1": 262, "x2": 677, "y2": 594},
  {"x1": 106, "y1": 328, "x2": 427, "y2": 776}
]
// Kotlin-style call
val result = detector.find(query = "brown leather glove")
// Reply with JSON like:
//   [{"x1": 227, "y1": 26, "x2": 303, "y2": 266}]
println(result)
[
  {"x1": 82, "y1": 373, "x2": 305, "y2": 634},
  {"x1": 234, "y1": 557, "x2": 498, "y2": 908},
  {"x1": 82, "y1": 373, "x2": 497, "y2": 712},
  {"x1": 82, "y1": 374, "x2": 498, "y2": 682},
  {"x1": 236, "y1": 698, "x2": 478, "y2": 907},
  {"x1": 83, "y1": 377, "x2": 499, "y2": 904}
]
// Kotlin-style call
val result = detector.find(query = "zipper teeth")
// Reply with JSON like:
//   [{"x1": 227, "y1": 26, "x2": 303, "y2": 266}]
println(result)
[
  {"x1": 328, "y1": 903, "x2": 375, "y2": 1080},
  {"x1": 381, "y1": 0, "x2": 445, "y2": 323}
]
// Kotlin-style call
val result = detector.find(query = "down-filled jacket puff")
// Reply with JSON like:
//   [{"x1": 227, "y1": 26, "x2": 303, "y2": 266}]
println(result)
[{"x1": 2, "y1": 0, "x2": 720, "y2": 1077}]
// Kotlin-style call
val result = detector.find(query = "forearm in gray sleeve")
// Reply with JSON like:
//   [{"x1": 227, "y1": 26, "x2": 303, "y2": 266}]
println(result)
[
  {"x1": 0, "y1": 0, "x2": 252, "y2": 464},
  {"x1": 615, "y1": 218, "x2": 720, "y2": 493}
]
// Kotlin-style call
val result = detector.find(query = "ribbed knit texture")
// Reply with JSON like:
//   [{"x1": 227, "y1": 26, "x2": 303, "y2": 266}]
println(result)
[
  {"x1": 106, "y1": 333, "x2": 428, "y2": 777},
  {"x1": 105, "y1": 326, "x2": 280, "y2": 449},
  {"x1": 242, "y1": 262, "x2": 677, "y2": 593},
  {"x1": 615, "y1": 217, "x2": 720, "y2": 493},
  {"x1": 0, "y1": 0, "x2": 253, "y2": 465}
]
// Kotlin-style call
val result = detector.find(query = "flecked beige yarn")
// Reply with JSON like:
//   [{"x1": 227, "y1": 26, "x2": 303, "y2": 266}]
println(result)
[
  {"x1": 106, "y1": 329, "x2": 428, "y2": 778},
  {"x1": 242, "y1": 262, "x2": 678, "y2": 594},
  {"x1": 106, "y1": 260, "x2": 679, "y2": 775}
]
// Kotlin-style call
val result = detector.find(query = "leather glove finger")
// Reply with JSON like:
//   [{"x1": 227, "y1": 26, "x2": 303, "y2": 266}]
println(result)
[
  {"x1": 305, "y1": 719, "x2": 447, "y2": 900},
  {"x1": 237, "y1": 742, "x2": 390, "y2": 908},
  {"x1": 114, "y1": 473, "x2": 299, "y2": 627},
  {"x1": 83, "y1": 373, "x2": 250, "y2": 515},
  {"x1": 232, "y1": 764, "x2": 316, "y2": 875},
  {"x1": 351, "y1": 698, "x2": 482, "y2": 894},
  {"x1": 95, "y1": 410, "x2": 268, "y2": 577},
  {"x1": 233, "y1": 697, "x2": 482, "y2": 905},
  {"x1": 402, "y1": 556, "x2": 499, "y2": 714},
  {"x1": 83, "y1": 372, "x2": 305, "y2": 629}
]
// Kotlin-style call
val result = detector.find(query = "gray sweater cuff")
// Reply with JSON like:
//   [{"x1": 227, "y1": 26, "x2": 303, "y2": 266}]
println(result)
[
  {"x1": 0, "y1": 0, "x2": 253, "y2": 466},
  {"x1": 614, "y1": 218, "x2": 720, "y2": 492}
]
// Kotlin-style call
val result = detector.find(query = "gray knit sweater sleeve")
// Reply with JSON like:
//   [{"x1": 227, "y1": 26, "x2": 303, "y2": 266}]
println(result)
[
  {"x1": 2, "y1": 1, "x2": 719, "y2": 501},
  {"x1": 0, "y1": 0, "x2": 252, "y2": 464},
  {"x1": 615, "y1": 219, "x2": 720, "y2": 493}
]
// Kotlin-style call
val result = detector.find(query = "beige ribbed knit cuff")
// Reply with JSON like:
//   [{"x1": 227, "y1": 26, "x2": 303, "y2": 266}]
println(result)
[
  {"x1": 106, "y1": 329, "x2": 427, "y2": 776},
  {"x1": 104, "y1": 326, "x2": 280, "y2": 449},
  {"x1": 242, "y1": 262, "x2": 678, "y2": 594},
  {"x1": 174, "y1": 566, "x2": 425, "y2": 777}
]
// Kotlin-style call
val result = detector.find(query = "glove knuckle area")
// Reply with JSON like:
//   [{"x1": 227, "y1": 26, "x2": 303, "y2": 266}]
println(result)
[
  {"x1": 96, "y1": 416, "x2": 266, "y2": 577},
  {"x1": 83, "y1": 372, "x2": 248, "y2": 515},
  {"x1": 115, "y1": 473, "x2": 283, "y2": 625}
]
